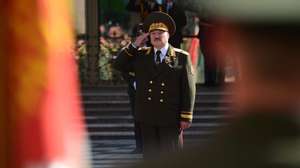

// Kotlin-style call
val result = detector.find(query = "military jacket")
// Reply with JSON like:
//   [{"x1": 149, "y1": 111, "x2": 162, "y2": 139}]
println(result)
[{"x1": 114, "y1": 44, "x2": 196, "y2": 125}]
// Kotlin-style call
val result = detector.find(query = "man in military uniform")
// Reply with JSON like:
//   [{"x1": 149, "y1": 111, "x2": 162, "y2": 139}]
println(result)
[
  {"x1": 114, "y1": 11, "x2": 196, "y2": 159},
  {"x1": 128, "y1": 1, "x2": 300, "y2": 168}
]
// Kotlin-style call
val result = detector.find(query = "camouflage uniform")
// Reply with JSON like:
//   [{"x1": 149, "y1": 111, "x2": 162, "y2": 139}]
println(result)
[
  {"x1": 98, "y1": 43, "x2": 114, "y2": 81},
  {"x1": 99, "y1": 37, "x2": 130, "y2": 84},
  {"x1": 77, "y1": 43, "x2": 88, "y2": 84}
]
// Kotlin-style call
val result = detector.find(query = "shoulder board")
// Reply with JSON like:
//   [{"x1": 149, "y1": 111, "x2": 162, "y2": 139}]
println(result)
[
  {"x1": 173, "y1": 48, "x2": 189, "y2": 56},
  {"x1": 138, "y1": 46, "x2": 151, "y2": 51},
  {"x1": 138, "y1": 46, "x2": 151, "y2": 55}
]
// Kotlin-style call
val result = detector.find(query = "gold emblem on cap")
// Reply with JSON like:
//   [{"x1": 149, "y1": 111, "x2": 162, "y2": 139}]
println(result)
[{"x1": 149, "y1": 22, "x2": 168, "y2": 32}]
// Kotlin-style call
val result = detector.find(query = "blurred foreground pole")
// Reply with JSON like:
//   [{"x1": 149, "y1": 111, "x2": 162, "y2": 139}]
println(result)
[{"x1": 0, "y1": 0, "x2": 91, "y2": 167}]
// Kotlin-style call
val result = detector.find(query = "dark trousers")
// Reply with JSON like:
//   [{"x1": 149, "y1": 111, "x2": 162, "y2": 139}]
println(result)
[
  {"x1": 140, "y1": 123, "x2": 181, "y2": 159},
  {"x1": 133, "y1": 121, "x2": 143, "y2": 151}
]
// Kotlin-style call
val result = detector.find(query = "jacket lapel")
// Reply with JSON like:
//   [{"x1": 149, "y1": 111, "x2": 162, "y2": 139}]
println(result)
[
  {"x1": 144, "y1": 47, "x2": 157, "y2": 78},
  {"x1": 165, "y1": 45, "x2": 177, "y2": 67},
  {"x1": 152, "y1": 45, "x2": 177, "y2": 79}
]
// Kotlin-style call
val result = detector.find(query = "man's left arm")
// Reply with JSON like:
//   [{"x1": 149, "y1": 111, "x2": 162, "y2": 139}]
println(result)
[{"x1": 180, "y1": 53, "x2": 196, "y2": 129}]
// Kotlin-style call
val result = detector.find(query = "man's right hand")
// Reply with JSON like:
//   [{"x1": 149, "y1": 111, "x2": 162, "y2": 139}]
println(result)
[{"x1": 133, "y1": 33, "x2": 149, "y2": 48}]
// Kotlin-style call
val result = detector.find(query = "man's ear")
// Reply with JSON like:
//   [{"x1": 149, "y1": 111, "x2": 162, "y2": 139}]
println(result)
[{"x1": 167, "y1": 32, "x2": 170, "y2": 38}]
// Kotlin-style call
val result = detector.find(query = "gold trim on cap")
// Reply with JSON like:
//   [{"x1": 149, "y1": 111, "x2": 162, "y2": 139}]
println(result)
[{"x1": 149, "y1": 22, "x2": 168, "y2": 32}]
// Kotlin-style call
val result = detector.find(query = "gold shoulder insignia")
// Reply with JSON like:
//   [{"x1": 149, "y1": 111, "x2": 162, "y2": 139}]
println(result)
[
  {"x1": 173, "y1": 48, "x2": 189, "y2": 56},
  {"x1": 138, "y1": 46, "x2": 150, "y2": 51}
]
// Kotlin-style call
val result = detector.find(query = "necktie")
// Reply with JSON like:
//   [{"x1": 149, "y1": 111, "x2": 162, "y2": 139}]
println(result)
[{"x1": 155, "y1": 50, "x2": 161, "y2": 64}]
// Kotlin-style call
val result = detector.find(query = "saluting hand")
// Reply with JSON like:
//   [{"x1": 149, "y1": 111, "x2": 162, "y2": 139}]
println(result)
[{"x1": 133, "y1": 33, "x2": 149, "y2": 48}]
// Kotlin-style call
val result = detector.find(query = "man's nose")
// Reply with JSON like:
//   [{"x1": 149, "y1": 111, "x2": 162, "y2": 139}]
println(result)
[{"x1": 154, "y1": 34, "x2": 160, "y2": 38}]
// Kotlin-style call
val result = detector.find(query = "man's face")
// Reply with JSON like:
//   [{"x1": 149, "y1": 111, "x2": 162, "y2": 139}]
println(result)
[{"x1": 150, "y1": 30, "x2": 169, "y2": 49}]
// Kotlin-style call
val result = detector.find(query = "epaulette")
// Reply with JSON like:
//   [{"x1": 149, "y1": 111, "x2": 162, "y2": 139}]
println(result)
[
  {"x1": 138, "y1": 46, "x2": 151, "y2": 55},
  {"x1": 173, "y1": 48, "x2": 190, "y2": 56},
  {"x1": 138, "y1": 46, "x2": 151, "y2": 51}
]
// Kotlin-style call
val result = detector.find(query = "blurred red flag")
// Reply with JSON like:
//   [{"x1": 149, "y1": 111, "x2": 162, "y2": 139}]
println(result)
[
  {"x1": 188, "y1": 37, "x2": 200, "y2": 68},
  {"x1": 0, "y1": 0, "x2": 91, "y2": 167}
]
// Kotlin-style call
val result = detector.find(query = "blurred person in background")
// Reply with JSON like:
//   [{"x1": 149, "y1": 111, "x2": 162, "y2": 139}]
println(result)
[{"x1": 198, "y1": 18, "x2": 225, "y2": 86}]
